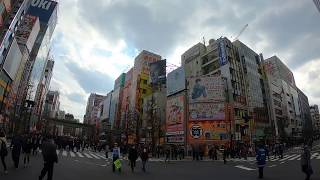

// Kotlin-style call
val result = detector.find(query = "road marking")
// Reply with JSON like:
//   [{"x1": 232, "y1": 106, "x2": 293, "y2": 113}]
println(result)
[
  {"x1": 235, "y1": 165, "x2": 256, "y2": 171},
  {"x1": 89, "y1": 153, "x2": 101, "y2": 159},
  {"x1": 288, "y1": 154, "x2": 300, "y2": 160},
  {"x1": 313, "y1": 153, "x2": 320, "y2": 159},
  {"x1": 62, "y1": 151, "x2": 67, "y2": 156},
  {"x1": 76, "y1": 152, "x2": 84, "y2": 158},
  {"x1": 70, "y1": 151, "x2": 76, "y2": 157},
  {"x1": 95, "y1": 153, "x2": 107, "y2": 159},
  {"x1": 279, "y1": 155, "x2": 295, "y2": 161},
  {"x1": 280, "y1": 162, "x2": 285, "y2": 164},
  {"x1": 83, "y1": 153, "x2": 93, "y2": 158},
  {"x1": 268, "y1": 165, "x2": 277, "y2": 167}
]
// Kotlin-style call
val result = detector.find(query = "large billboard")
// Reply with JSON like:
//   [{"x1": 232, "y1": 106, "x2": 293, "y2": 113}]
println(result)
[
  {"x1": 167, "y1": 67, "x2": 185, "y2": 96},
  {"x1": 3, "y1": 39, "x2": 23, "y2": 80},
  {"x1": 16, "y1": 15, "x2": 40, "y2": 52},
  {"x1": 28, "y1": 0, "x2": 58, "y2": 24},
  {"x1": 166, "y1": 95, "x2": 185, "y2": 135},
  {"x1": 150, "y1": 60, "x2": 166, "y2": 85},
  {"x1": 188, "y1": 75, "x2": 224, "y2": 103},
  {"x1": 188, "y1": 121, "x2": 228, "y2": 143},
  {"x1": 189, "y1": 103, "x2": 225, "y2": 121}
]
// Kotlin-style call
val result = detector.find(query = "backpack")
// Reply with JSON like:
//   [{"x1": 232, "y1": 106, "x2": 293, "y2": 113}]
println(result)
[{"x1": 0, "y1": 140, "x2": 8, "y2": 156}]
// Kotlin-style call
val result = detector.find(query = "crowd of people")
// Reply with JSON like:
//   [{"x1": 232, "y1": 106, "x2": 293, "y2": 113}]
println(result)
[{"x1": 0, "y1": 129, "x2": 316, "y2": 179}]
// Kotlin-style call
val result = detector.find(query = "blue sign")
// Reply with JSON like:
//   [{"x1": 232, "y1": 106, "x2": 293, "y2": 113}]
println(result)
[
  {"x1": 27, "y1": 0, "x2": 57, "y2": 24},
  {"x1": 218, "y1": 39, "x2": 228, "y2": 66}
]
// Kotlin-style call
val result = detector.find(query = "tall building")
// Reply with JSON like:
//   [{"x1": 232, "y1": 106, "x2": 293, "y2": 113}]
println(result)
[
  {"x1": 263, "y1": 56, "x2": 302, "y2": 139},
  {"x1": 183, "y1": 37, "x2": 248, "y2": 148},
  {"x1": 310, "y1": 105, "x2": 320, "y2": 132},
  {"x1": 297, "y1": 88, "x2": 312, "y2": 138},
  {"x1": 0, "y1": 0, "x2": 36, "y2": 130},
  {"x1": 97, "y1": 91, "x2": 112, "y2": 135},
  {"x1": 129, "y1": 50, "x2": 162, "y2": 143},
  {"x1": 110, "y1": 73, "x2": 125, "y2": 129},
  {"x1": 43, "y1": 90, "x2": 59, "y2": 118},
  {"x1": 84, "y1": 93, "x2": 105, "y2": 127},
  {"x1": 233, "y1": 40, "x2": 269, "y2": 141},
  {"x1": 25, "y1": 0, "x2": 58, "y2": 129}
]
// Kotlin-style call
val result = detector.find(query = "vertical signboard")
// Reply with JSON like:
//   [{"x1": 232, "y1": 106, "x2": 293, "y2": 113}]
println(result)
[
  {"x1": 167, "y1": 67, "x2": 186, "y2": 96},
  {"x1": 16, "y1": 15, "x2": 40, "y2": 52},
  {"x1": 150, "y1": 60, "x2": 166, "y2": 85},
  {"x1": 218, "y1": 38, "x2": 228, "y2": 66},
  {"x1": 28, "y1": 0, "x2": 58, "y2": 24}
]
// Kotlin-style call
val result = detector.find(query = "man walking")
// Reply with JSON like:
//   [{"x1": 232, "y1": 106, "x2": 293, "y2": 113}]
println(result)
[
  {"x1": 11, "y1": 134, "x2": 22, "y2": 169},
  {"x1": 140, "y1": 147, "x2": 149, "y2": 172},
  {"x1": 22, "y1": 135, "x2": 32, "y2": 168},
  {"x1": 256, "y1": 144, "x2": 267, "y2": 179},
  {"x1": 128, "y1": 146, "x2": 138, "y2": 172},
  {"x1": 301, "y1": 145, "x2": 313, "y2": 180},
  {"x1": 39, "y1": 136, "x2": 58, "y2": 180}
]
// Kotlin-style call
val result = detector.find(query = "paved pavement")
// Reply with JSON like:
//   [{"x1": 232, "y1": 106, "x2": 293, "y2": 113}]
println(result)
[{"x1": 0, "y1": 149, "x2": 320, "y2": 180}]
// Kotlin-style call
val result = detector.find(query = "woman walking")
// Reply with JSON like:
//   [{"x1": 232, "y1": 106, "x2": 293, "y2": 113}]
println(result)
[
  {"x1": 0, "y1": 130, "x2": 8, "y2": 174},
  {"x1": 11, "y1": 134, "x2": 22, "y2": 169}
]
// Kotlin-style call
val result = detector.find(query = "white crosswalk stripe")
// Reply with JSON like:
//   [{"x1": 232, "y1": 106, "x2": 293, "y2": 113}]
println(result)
[
  {"x1": 279, "y1": 154, "x2": 296, "y2": 161},
  {"x1": 70, "y1": 151, "x2": 76, "y2": 157},
  {"x1": 89, "y1": 153, "x2": 101, "y2": 159},
  {"x1": 288, "y1": 154, "x2": 300, "y2": 160},
  {"x1": 95, "y1": 153, "x2": 107, "y2": 160},
  {"x1": 62, "y1": 150, "x2": 67, "y2": 156},
  {"x1": 83, "y1": 153, "x2": 93, "y2": 158},
  {"x1": 76, "y1": 152, "x2": 84, "y2": 158}
]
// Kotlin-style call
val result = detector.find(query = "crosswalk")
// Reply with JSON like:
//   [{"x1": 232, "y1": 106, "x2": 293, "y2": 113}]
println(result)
[
  {"x1": 56, "y1": 150, "x2": 108, "y2": 160},
  {"x1": 229, "y1": 152, "x2": 320, "y2": 163}
]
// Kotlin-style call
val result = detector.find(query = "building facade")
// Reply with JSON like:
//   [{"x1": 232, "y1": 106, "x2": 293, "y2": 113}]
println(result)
[{"x1": 310, "y1": 105, "x2": 320, "y2": 132}]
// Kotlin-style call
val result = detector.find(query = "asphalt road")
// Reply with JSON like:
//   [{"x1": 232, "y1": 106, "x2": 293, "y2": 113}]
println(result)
[{"x1": 1, "y1": 149, "x2": 320, "y2": 180}]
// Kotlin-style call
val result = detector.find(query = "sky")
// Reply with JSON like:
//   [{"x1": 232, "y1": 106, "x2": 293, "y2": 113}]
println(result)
[{"x1": 49, "y1": 0, "x2": 320, "y2": 121}]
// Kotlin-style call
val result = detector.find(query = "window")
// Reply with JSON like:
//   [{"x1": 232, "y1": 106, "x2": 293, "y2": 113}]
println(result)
[
  {"x1": 275, "y1": 109, "x2": 282, "y2": 115},
  {"x1": 142, "y1": 89, "x2": 146, "y2": 94}
]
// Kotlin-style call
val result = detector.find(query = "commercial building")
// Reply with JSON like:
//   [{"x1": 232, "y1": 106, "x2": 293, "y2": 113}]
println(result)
[
  {"x1": 233, "y1": 40, "x2": 269, "y2": 141},
  {"x1": 0, "y1": 0, "x2": 34, "y2": 129},
  {"x1": 310, "y1": 105, "x2": 320, "y2": 132},
  {"x1": 25, "y1": 0, "x2": 58, "y2": 130},
  {"x1": 110, "y1": 73, "x2": 125, "y2": 129},
  {"x1": 97, "y1": 91, "x2": 112, "y2": 135},
  {"x1": 263, "y1": 56, "x2": 303, "y2": 140},
  {"x1": 84, "y1": 93, "x2": 106, "y2": 125},
  {"x1": 43, "y1": 90, "x2": 59, "y2": 118},
  {"x1": 182, "y1": 37, "x2": 248, "y2": 150}
]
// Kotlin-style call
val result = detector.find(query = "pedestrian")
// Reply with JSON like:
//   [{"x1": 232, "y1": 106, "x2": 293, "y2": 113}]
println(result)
[
  {"x1": 11, "y1": 134, "x2": 22, "y2": 169},
  {"x1": 222, "y1": 146, "x2": 227, "y2": 164},
  {"x1": 128, "y1": 146, "x2": 138, "y2": 172},
  {"x1": 39, "y1": 136, "x2": 58, "y2": 180},
  {"x1": 140, "y1": 147, "x2": 148, "y2": 172},
  {"x1": 301, "y1": 145, "x2": 313, "y2": 180},
  {"x1": 0, "y1": 130, "x2": 8, "y2": 174},
  {"x1": 112, "y1": 143, "x2": 121, "y2": 173},
  {"x1": 279, "y1": 143, "x2": 284, "y2": 159},
  {"x1": 165, "y1": 148, "x2": 170, "y2": 163},
  {"x1": 256, "y1": 144, "x2": 267, "y2": 179},
  {"x1": 22, "y1": 136, "x2": 32, "y2": 168},
  {"x1": 213, "y1": 146, "x2": 218, "y2": 160}
]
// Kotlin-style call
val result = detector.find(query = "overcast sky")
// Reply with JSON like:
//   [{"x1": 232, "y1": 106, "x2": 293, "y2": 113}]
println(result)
[{"x1": 49, "y1": 0, "x2": 320, "y2": 121}]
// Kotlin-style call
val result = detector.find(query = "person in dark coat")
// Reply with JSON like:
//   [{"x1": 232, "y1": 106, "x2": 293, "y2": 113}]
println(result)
[
  {"x1": 301, "y1": 145, "x2": 313, "y2": 180},
  {"x1": 140, "y1": 147, "x2": 148, "y2": 172},
  {"x1": 11, "y1": 135, "x2": 23, "y2": 168},
  {"x1": 22, "y1": 136, "x2": 33, "y2": 168},
  {"x1": 39, "y1": 137, "x2": 58, "y2": 180},
  {"x1": 256, "y1": 144, "x2": 267, "y2": 179},
  {"x1": 0, "y1": 130, "x2": 8, "y2": 174},
  {"x1": 128, "y1": 146, "x2": 138, "y2": 172}
]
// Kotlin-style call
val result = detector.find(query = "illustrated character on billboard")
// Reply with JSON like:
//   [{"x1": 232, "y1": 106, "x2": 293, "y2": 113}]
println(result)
[
  {"x1": 168, "y1": 104, "x2": 182, "y2": 125},
  {"x1": 191, "y1": 79, "x2": 207, "y2": 100}
]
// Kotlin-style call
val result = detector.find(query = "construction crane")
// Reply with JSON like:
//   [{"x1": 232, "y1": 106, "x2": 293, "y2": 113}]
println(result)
[{"x1": 233, "y1": 24, "x2": 248, "y2": 41}]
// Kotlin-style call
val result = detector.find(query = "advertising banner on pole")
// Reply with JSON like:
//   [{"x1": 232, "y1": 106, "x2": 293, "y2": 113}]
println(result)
[
  {"x1": 167, "y1": 67, "x2": 185, "y2": 96},
  {"x1": 218, "y1": 38, "x2": 228, "y2": 66},
  {"x1": 188, "y1": 75, "x2": 224, "y2": 103},
  {"x1": 189, "y1": 103, "x2": 225, "y2": 121},
  {"x1": 166, "y1": 95, "x2": 185, "y2": 135}
]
